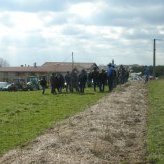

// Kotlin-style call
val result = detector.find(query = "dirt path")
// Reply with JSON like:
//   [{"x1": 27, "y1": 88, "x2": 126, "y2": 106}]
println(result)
[{"x1": 0, "y1": 82, "x2": 148, "y2": 164}]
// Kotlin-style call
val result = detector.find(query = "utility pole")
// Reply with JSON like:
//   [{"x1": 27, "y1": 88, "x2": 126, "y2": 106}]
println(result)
[
  {"x1": 153, "y1": 39, "x2": 156, "y2": 78},
  {"x1": 152, "y1": 38, "x2": 163, "y2": 78},
  {"x1": 72, "y1": 52, "x2": 74, "y2": 71}
]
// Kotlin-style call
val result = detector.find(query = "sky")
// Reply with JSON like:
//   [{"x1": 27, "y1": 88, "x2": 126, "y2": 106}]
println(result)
[{"x1": 0, "y1": 0, "x2": 164, "y2": 66}]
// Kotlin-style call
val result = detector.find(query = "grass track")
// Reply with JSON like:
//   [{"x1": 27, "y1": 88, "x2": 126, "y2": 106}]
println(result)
[{"x1": 0, "y1": 88, "x2": 106, "y2": 155}]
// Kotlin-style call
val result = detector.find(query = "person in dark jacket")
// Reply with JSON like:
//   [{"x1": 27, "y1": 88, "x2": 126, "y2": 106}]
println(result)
[
  {"x1": 50, "y1": 73, "x2": 57, "y2": 94},
  {"x1": 99, "y1": 69, "x2": 107, "y2": 92},
  {"x1": 78, "y1": 69, "x2": 87, "y2": 93},
  {"x1": 65, "y1": 71, "x2": 71, "y2": 93},
  {"x1": 87, "y1": 72, "x2": 92, "y2": 87},
  {"x1": 70, "y1": 69, "x2": 79, "y2": 93},
  {"x1": 107, "y1": 63, "x2": 114, "y2": 92},
  {"x1": 57, "y1": 73, "x2": 64, "y2": 93},
  {"x1": 40, "y1": 77, "x2": 47, "y2": 94},
  {"x1": 112, "y1": 65, "x2": 117, "y2": 88},
  {"x1": 92, "y1": 67, "x2": 99, "y2": 91},
  {"x1": 119, "y1": 65, "x2": 126, "y2": 84}
]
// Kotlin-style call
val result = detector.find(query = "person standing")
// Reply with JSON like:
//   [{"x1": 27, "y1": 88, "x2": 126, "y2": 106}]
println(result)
[
  {"x1": 119, "y1": 65, "x2": 126, "y2": 84},
  {"x1": 78, "y1": 69, "x2": 87, "y2": 93},
  {"x1": 70, "y1": 69, "x2": 79, "y2": 93},
  {"x1": 99, "y1": 69, "x2": 107, "y2": 92},
  {"x1": 50, "y1": 73, "x2": 56, "y2": 94},
  {"x1": 144, "y1": 65, "x2": 150, "y2": 83},
  {"x1": 112, "y1": 65, "x2": 117, "y2": 88},
  {"x1": 40, "y1": 77, "x2": 47, "y2": 94},
  {"x1": 107, "y1": 63, "x2": 114, "y2": 92},
  {"x1": 92, "y1": 67, "x2": 99, "y2": 92},
  {"x1": 87, "y1": 71, "x2": 92, "y2": 87},
  {"x1": 65, "y1": 71, "x2": 71, "y2": 93},
  {"x1": 57, "y1": 73, "x2": 64, "y2": 93}
]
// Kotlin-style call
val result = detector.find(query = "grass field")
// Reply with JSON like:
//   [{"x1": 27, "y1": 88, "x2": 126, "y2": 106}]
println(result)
[
  {"x1": 147, "y1": 80, "x2": 164, "y2": 163},
  {"x1": 0, "y1": 88, "x2": 106, "y2": 155}
]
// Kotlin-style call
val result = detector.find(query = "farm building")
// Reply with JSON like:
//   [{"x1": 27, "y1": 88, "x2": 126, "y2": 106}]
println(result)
[{"x1": 0, "y1": 62, "x2": 98, "y2": 82}]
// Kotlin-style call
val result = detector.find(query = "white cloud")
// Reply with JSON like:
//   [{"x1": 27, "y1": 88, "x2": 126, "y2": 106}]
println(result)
[
  {"x1": 0, "y1": 0, "x2": 164, "y2": 66},
  {"x1": 68, "y1": 2, "x2": 102, "y2": 19}
]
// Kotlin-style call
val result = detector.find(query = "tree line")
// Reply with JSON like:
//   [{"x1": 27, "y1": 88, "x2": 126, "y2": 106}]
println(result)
[{"x1": 131, "y1": 65, "x2": 164, "y2": 77}]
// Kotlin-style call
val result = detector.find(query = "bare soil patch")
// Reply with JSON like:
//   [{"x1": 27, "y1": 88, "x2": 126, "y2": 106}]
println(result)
[{"x1": 0, "y1": 82, "x2": 148, "y2": 164}]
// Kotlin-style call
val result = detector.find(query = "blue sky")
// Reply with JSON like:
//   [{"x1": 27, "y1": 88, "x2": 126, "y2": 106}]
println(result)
[{"x1": 0, "y1": 0, "x2": 164, "y2": 66}]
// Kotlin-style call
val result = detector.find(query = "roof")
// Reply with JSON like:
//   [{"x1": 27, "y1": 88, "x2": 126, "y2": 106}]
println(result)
[
  {"x1": 42, "y1": 62, "x2": 95, "y2": 68},
  {"x1": 42, "y1": 62, "x2": 97, "y2": 72},
  {"x1": 0, "y1": 62, "x2": 97, "y2": 73}
]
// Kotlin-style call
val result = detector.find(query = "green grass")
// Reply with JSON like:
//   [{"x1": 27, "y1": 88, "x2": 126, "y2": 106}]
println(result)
[
  {"x1": 147, "y1": 80, "x2": 164, "y2": 163},
  {"x1": 0, "y1": 88, "x2": 107, "y2": 155}
]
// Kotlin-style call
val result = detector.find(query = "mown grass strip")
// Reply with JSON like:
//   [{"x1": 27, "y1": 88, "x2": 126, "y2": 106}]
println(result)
[
  {"x1": 147, "y1": 80, "x2": 164, "y2": 163},
  {"x1": 0, "y1": 88, "x2": 107, "y2": 155}
]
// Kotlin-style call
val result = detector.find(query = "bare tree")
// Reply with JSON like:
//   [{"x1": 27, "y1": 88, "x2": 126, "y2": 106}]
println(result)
[{"x1": 0, "y1": 57, "x2": 10, "y2": 67}]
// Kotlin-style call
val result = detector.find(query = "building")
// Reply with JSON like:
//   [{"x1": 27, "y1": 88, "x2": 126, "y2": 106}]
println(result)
[{"x1": 0, "y1": 62, "x2": 97, "y2": 82}]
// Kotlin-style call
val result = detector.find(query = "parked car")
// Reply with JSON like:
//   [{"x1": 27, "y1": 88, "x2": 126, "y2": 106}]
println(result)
[
  {"x1": 0, "y1": 82, "x2": 10, "y2": 91},
  {"x1": 3, "y1": 83, "x2": 34, "y2": 91},
  {"x1": 2, "y1": 83, "x2": 17, "y2": 91}
]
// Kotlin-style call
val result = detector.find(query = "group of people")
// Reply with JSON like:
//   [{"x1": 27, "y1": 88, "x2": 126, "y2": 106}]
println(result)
[
  {"x1": 40, "y1": 69, "x2": 88, "y2": 95},
  {"x1": 39, "y1": 64, "x2": 129, "y2": 95},
  {"x1": 88, "y1": 64, "x2": 129, "y2": 93}
]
